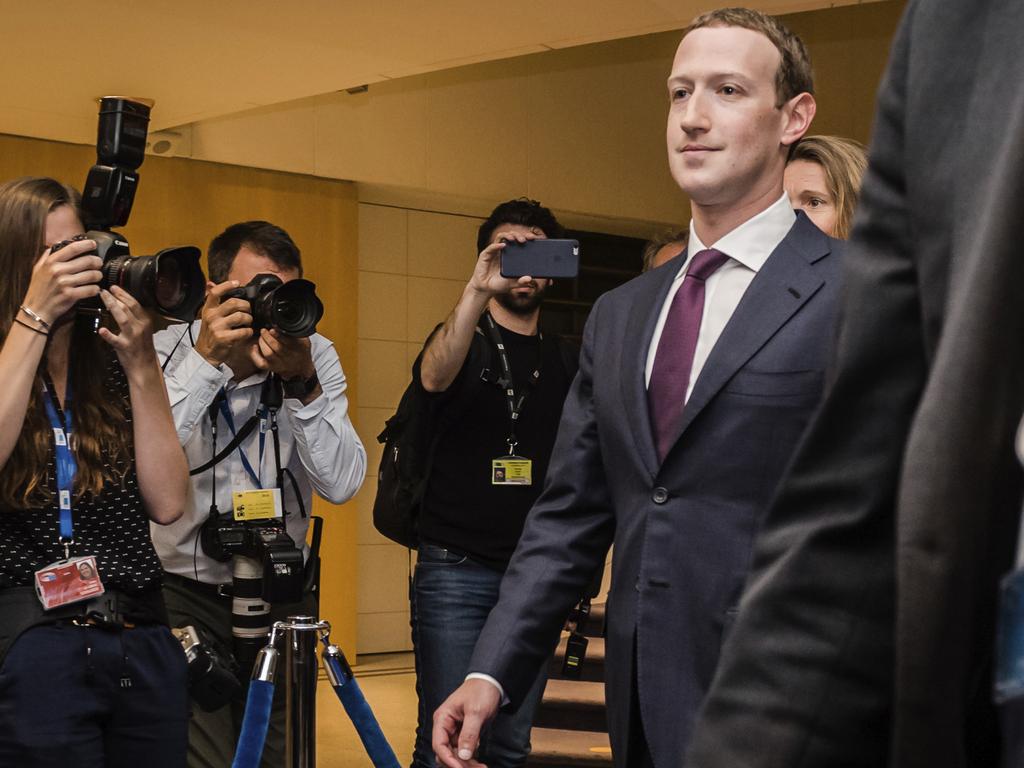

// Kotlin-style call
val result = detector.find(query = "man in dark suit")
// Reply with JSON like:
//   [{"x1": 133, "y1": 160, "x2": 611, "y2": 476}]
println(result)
[
  {"x1": 682, "y1": 1, "x2": 1024, "y2": 767},
  {"x1": 432, "y1": 8, "x2": 841, "y2": 768}
]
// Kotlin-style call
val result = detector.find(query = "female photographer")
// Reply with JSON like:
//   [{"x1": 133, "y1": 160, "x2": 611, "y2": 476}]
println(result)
[{"x1": 0, "y1": 177, "x2": 190, "y2": 766}]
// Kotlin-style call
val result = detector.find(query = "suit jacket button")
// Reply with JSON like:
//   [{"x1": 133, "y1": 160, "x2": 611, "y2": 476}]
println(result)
[{"x1": 652, "y1": 487, "x2": 669, "y2": 504}]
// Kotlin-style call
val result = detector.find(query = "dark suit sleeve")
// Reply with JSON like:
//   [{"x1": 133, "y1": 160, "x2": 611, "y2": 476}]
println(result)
[
  {"x1": 468, "y1": 295, "x2": 616, "y2": 706},
  {"x1": 685, "y1": 4, "x2": 926, "y2": 766}
]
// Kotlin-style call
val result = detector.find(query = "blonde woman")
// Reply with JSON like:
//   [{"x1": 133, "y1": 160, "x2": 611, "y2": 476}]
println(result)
[{"x1": 785, "y1": 135, "x2": 868, "y2": 239}]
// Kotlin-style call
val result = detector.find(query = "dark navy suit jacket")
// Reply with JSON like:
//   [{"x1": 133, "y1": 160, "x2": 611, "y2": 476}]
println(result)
[{"x1": 470, "y1": 212, "x2": 843, "y2": 767}]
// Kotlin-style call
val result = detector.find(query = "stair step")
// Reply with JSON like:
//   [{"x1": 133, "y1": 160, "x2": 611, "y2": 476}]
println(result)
[
  {"x1": 543, "y1": 679, "x2": 605, "y2": 709},
  {"x1": 527, "y1": 727, "x2": 613, "y2": 767},
  {"x1": 550, "y1": 635, "x2": 605, "y2": 682},
  {"x1": 582, "y1": 602, "x2": 605, "y2": 638},
  {"x1": 534, "y1": 680, "x2": 607, "y2": 732}
]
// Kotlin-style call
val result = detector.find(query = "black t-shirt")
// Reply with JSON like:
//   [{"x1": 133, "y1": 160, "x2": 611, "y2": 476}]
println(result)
[
  {"x1": 0, "y1": 355, "x2": 165, "y2": 595},
  {"x1": 417, "y1": 320, "x2": 576, "y2": 571}
]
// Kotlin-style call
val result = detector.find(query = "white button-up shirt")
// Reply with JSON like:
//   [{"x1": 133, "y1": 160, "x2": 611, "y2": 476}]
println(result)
[
  {"x1": 150, "y1": 321, "x2": 366, "y2": 584},
  {"x1": 645, "y1": 193, "x2": 796, "y2": 401}
]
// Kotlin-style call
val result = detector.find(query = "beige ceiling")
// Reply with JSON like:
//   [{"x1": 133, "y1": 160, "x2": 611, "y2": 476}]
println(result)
[{"x1": 1, "y1": 0, "x2": 881, "y2": 147}]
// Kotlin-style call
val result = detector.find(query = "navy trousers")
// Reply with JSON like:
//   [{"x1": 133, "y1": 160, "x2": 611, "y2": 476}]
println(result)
[{"x1": 0, "y1": 622, "x2": 189, "y2": 768}]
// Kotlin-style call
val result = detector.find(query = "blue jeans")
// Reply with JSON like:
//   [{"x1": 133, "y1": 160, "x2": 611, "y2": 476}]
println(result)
[{"x1": 410, "y1": 543, "x2": 547, "y2": 768}]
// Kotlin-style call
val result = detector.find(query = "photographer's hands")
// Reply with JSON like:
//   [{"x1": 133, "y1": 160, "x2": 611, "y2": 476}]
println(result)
[
  {"x1": 251, "y1": 330, "x2": 322, "y2": 403},
  {"x1": 195, "y1": 280, "x2": 319, "y2": 398},
  {"x1": 251, "y1": 329, "x2": 318, "y2": 381},
  {"x1": 97, "y1": 286, "x2": 157, "y2": 373},
  {"x1": 21, "y1": 238, "x2": 101, "y2": 326},
  {"x1": 98, "y1": 284, "x2": 187, "y2": 524},
  {"x1": 195, "y1": 281, "x2": 253, "y2": 367}
]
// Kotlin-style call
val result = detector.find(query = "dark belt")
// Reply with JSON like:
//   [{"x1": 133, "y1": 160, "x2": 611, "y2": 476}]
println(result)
[
  {"x1": 47, "y1": 588, "x2": 167, "y2": 628},
  {"x1": 0, "y1": 586, "x2": 166, "y2": 667},
  {"x1": 162, "y1": 571, "x2": 232, "y2": 599}
]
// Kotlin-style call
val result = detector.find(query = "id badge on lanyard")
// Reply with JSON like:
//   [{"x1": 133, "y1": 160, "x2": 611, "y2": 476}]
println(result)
[
  {"x1": 484, "y1": 313, "x2": 539, "y2": 486},
  {"x1": 217, "y1": 390, "x2": 284, "y2": 521},
  {"x1": 33, "y1": 375, "x2": 105, "y2": 609}
]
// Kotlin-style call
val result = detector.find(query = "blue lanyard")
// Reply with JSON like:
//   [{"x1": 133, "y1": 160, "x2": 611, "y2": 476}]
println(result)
[
  {"x1": 41, "y1": 376, "x2": 76, "y2": 542},
  {"x1": 217, "y1": 390, "x2": 265, "y2": 488}
]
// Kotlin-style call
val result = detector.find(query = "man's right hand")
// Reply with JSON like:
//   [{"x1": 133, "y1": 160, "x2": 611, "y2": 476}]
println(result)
[
  {"x1": 194, "y1": 281, "x2": 254, "y2": 367},
  {"x1": 431, "y1": 679, "x2": 502, "y2": 768},
  {"x1": 467, "y1": 233, "x2": 536, "y2": 298}
]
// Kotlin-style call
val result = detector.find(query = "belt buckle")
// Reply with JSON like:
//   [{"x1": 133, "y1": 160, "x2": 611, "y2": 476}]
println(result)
[{"x1": 76, "y1": 594, "x2": 120, "y2": 628}]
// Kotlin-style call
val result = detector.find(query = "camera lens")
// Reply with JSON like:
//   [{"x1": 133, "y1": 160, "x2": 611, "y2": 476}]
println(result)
[
  {"x1": 270, "y1": 279, "x2": 324, "y2": 338},
  {"x1": 155, "y1": 255, "x2": 183, "y2": 309},
  {"x1": 113, "y1": 246, "x2": 204, "y2": 322}
]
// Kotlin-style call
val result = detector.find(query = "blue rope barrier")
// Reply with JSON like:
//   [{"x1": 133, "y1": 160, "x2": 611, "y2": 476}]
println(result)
[
  {"x1": 229, "y1": 621, "x2": 398, "y2": 768},
  {"x1": 323, "y1": 651, "x2": 401, "y2": 768},
  {"x1": 232, "y1": 679, "x2": 275, "y2": 768}
]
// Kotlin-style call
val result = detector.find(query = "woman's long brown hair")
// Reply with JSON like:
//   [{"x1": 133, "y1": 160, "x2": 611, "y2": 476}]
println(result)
[{"x1": 0, "y1": 177, "x2": 131, "y2": 509}]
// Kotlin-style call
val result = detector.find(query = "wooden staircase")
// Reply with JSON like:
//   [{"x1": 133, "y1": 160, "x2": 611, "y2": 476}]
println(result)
[{"x1": 527, "y1": 602, "x2": 612, "y2": 767}]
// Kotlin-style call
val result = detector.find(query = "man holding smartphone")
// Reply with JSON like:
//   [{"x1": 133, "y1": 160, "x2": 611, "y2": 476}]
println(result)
[{"x1": 408, "y1": 198, "x2": 578, "y2": 768}]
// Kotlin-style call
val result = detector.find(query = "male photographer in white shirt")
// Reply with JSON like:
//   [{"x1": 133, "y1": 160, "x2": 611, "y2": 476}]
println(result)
[{"x1": 152, "y1": 220, "x2": 365, "y2": 768}]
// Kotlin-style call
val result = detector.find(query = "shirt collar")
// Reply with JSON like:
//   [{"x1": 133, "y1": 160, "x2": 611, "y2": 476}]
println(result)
[{"x1": 684, "y1": 192, "x2": 795, "y2": 275}]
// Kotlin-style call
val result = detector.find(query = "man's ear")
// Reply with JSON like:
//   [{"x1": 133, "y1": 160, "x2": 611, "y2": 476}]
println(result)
[{"x1": 781, "y1": 92, "x2": 817, "y2": 148}]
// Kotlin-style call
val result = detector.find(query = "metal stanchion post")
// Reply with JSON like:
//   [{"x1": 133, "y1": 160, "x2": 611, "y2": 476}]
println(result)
[
  {"x1": 232, "y1": 617, "x2": 398, "y2": 768},
  {"x1": 285, "y1": 615, "x2": 321, "y2": 768}
]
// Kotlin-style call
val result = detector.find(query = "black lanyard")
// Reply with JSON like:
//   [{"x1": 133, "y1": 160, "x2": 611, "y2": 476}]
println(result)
[{"x1": 483, "y1": 312, "x2": 542, "y2": 454}]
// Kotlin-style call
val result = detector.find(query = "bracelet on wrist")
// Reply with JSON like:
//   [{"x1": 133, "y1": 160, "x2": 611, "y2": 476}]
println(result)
[
  {"x1": 13, "y1": 317, "x2": 48, "y2": 337},
  {"x1": 18, "y1": 305, "x2": 51, "y2": 332}
]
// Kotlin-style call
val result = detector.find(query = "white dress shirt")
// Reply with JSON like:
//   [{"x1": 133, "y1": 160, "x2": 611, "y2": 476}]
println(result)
[
  {"x1": 150, "y1": 321, "x2": 367, "y2": 584},
  {"x1": 645, "y1": 193, "x2": 796, "y2": 400}
]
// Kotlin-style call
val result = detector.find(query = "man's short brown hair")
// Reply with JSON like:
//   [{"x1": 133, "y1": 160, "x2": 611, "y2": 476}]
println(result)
[{"x1": 682, "y1": 7, "x2": 814, "y2": 106}]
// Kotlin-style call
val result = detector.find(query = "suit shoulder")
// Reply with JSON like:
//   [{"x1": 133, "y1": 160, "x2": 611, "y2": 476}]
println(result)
[{"x1": 786, "y1": 213, "x2": 845, "y2": 274}]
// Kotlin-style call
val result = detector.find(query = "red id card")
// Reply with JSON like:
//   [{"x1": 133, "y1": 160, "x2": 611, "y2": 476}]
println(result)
[{"x1": 34, "y1": 555, "x2": 105, "y2": 610}]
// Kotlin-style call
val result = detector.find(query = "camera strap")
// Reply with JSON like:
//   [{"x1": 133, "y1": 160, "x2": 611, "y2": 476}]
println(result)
[
  {"x1": 189, "y1": 406, "x2": 259, "y2": 478},
  {"x1": 41, "y1": 372, "x2": 77, "y2": 553}
]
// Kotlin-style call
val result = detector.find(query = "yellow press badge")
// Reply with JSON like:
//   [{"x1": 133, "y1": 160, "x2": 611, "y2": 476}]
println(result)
[
  {"x1": 232, "y1": 488, "x2": 283, "y2": 521},
  {"x1": 492, "y1": 456, "x2": 532, "y2": 486}
]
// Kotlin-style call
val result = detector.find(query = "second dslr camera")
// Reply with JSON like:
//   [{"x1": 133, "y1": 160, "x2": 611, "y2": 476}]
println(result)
[{"x1": 224, "y1": 273, "x2": 324, "y2": 338}]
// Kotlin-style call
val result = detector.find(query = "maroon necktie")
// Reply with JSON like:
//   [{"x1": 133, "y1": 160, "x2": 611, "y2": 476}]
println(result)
[{"x1": 648, "y1": 248, "x2": 731, "y2": 462}]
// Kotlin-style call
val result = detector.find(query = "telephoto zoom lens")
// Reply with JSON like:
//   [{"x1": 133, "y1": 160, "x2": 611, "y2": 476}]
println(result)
[
  {"x1": 231, "y1": 554, "x2": 272, "y2": 676},
  {"x1": 103, "y1": 246, "x2": 205, "y2": 322}
]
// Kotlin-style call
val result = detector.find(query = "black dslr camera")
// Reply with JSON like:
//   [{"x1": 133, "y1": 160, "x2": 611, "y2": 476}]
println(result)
[
  {"x1": 51, "y1": 97, "x2": 205, "y2": 325},
  {"x1": 198, "y1": 374, "x2": 305, "y2": 606},
  {"x1": 223, "y1": 273, "x2": 324, "y2": 338},
  {"x1": 200, "y1": 515, "x2": 305, "y2": 604},
  {"x1": 172, "y1": 625, "x2": 241, "y2": 712}
]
